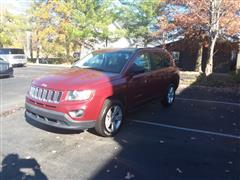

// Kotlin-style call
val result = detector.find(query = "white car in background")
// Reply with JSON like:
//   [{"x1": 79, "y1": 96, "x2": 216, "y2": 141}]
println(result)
[{"x1": 0, "y1": 48, "x2": 27, "y2": 67}]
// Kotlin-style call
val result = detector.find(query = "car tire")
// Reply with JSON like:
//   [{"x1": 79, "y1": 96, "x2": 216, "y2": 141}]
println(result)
[
  {"x1": 95, "y1": 99, "x2": 124, "y2": 137},
  {"x1": 161, "y1": 84, "x2": 176, "y2": 108}
]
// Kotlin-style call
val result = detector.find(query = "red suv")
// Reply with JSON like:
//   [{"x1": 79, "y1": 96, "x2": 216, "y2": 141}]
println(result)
[{"x1": 25, "y1": 48, "x2": 179, "y2": 136}]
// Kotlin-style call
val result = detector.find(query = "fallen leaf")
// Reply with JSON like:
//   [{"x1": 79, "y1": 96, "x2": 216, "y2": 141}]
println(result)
[
  {"x1": 121, "y1": 139, "x2": 128, "y2": 144},
  {"x1": 125, "y1": 172, "x2": 135, "y2": 179},
  {"x1": 176, "y1": 168, "x2": 183, "y2": 174},
  {"x1": 25, "y1": 156, "x2": 31, "y2": 159}
]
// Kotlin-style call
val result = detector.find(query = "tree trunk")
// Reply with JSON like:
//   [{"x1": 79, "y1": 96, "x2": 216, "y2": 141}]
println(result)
[
  {"x1": 205, "y1": 36, "x2": 217, "y2": 76},
  {"x1": 36, "y1": 47, "x2": 40, "y2": 64},
  {"x1": 195, "y1": 44, "x2": 203, "y2": 72},
  {"x1": 65, "y1": 42, "x2": 70, "y2": 58},
  {"x1": 36, "y1": 31, "x2": 40, "y2": 64},
  {"x1": 105, "y1": 37, "x2": 108, "y2": 47},
  {"x1": 236, "y1": 43, "x2": 240, "y2": 73},
  {"x1": 30, "y1": 34, "x2": 33, "y2": 61}
]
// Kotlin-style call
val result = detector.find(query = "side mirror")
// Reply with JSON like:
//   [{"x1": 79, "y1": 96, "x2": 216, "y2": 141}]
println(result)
[{"x1": 129, "y1": 64, "x2": 145, "y2": 75}]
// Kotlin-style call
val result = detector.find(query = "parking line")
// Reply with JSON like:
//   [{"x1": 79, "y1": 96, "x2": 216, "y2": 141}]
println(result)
[
  {"x1": 130, "y1": 119, "x2": 240, "y2": 140},
  {"x1": 176, "y1": 97, "x2": 240, "y2": 106}
]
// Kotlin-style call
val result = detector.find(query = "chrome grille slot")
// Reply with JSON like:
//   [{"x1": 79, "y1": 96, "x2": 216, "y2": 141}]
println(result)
[
  {"x1": 53, "y1": 91, "x2": 59, "y2": 102},
  {"x1": 29, "y1": 86, "x2": 62, "y2": 103},
  {"x1": 42, "y1": 89, "x2": 48, "y2": 101},
  {"x1": 48, "y1": 90, "x2": 53, "y2": 102}
]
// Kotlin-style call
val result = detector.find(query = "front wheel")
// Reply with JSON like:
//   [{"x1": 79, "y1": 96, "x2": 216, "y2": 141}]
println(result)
[
  {"x1": 161, "y1": 85, "x2": 176, "y2": 108},
  {"x1": 95, "y1": 99, "x2": 124, "y2": 137}
]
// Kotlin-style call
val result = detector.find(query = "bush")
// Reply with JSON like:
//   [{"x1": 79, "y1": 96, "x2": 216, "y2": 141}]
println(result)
[{"x1": 192, "y1": 73, "x2": 240, "y2": 88}]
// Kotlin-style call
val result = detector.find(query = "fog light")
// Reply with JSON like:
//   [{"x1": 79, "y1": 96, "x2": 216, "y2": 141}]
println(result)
[{"x1": 69, "y1": 109, "x2": 84, "y2": 118}]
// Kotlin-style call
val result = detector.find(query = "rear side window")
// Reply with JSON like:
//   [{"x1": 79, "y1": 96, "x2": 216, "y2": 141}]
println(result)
[
  {"x1": 150, "y1": 51, "x2": 171, "y2": 70},
  {"x1": 0, "y1": 49, "x2": 24, "y2": 54}
]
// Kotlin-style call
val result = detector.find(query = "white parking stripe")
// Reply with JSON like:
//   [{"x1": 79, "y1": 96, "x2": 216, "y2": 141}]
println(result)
[
  {"x1": 130, "y1": 119, "x2": 240, "y2": 140},
  {"x1": 176, "y1": 97, "x2": 240, "y2": 106}
]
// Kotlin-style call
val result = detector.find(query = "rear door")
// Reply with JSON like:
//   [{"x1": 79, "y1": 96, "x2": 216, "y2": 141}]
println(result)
[{"x1": 149, "y1": 50, "x2": 173, "y2": 98}]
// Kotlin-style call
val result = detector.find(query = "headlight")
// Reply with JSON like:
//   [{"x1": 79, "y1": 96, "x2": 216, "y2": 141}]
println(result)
[{"x1": 66, "y1": 90, "x2": 94, "y2": 101}]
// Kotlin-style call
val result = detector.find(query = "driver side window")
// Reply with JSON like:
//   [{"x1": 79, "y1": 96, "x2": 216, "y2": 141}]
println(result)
[{"x1": 133, "y1": 52, "x2": 151, "y2": 73}]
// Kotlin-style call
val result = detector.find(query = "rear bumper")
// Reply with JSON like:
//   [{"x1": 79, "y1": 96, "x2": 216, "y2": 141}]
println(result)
[
  {"x1": 25, "y1": 102, "x2": 96, "y2": 131},
  {"x1": 10, "y1": 59, "x2": 27, "y2": 65}
]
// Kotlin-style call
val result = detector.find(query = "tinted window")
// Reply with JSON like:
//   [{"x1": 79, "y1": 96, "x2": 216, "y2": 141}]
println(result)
[
  {"x1": 73, "y1": 50, "x2": 134, "y2": 73},
  {"x1": 0, "y1": 49, "x2": 24, "y2": 54},
  {"x1": 132, "y1": 52, "x2": 151, "y2": 73},
  {"x1": 150, "y1": 51, "x2": 170, "y2": 70}
]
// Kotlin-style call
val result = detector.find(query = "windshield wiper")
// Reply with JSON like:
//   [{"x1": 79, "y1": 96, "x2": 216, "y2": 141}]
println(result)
[
  {"x1": 71, "y1": 65, "x2": 81, "y2": 68},
  {"x1": 81, "y1": 67, "x2": 105, "y2": 72}
]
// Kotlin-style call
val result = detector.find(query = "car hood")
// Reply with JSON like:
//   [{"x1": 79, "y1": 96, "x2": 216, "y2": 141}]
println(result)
[{"x1": 32, "y1": 68, "x2": 120, "y2": 91}]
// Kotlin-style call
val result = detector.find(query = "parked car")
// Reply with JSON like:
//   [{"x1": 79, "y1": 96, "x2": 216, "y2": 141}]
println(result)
[
  {"x1": 0, "y1": 58, "x2": 14, "y2": 78},
  {"x1": 25, "y1": 48, "x2": 179, "y2": 136},
  {"x1": 0, "y1": 48, "x2": 27, "y2": 66}
]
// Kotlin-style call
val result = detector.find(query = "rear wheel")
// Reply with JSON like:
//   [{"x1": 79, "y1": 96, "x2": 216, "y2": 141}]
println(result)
[
  {"x1": 95, "y1": 99, "x2": 124, "y2": 137},
  {"x1": 161, "y1": 84, "x2": 175, "y2": 107}
]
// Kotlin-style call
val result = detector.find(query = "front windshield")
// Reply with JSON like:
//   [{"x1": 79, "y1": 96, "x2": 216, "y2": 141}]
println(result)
[{"x1": 73, "y1": 50, "x2": 134, "y2": 73}]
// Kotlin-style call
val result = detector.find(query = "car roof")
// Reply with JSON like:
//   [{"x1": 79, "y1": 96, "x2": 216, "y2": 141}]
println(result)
[
  {"x1": 0, "y1": 48, "x2": 24, "y2": 50},
  {"x1": 93, "y1": 47, "x2": 166, "y2": 54}
]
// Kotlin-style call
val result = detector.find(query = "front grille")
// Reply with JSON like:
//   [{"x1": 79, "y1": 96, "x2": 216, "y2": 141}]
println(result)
[
  {"x1": 0, "y1": 64, "x2": 9, "y2": 72},
  {"x1": 29, "y1": 86, "x2": 62, "y2": 103}
]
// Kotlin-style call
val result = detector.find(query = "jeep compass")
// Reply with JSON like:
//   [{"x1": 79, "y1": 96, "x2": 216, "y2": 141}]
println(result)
[{"x1": 25, "y1": 48, "x2": 179, "y2": 137}]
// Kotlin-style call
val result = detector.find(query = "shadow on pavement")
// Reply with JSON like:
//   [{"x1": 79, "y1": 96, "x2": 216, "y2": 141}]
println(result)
[
  {"x1": 89, "y1": 83, "x2": 240, "y2": 180},
  {"x1": 0, "y1": 154, "x2": 48, "y2": 180}
]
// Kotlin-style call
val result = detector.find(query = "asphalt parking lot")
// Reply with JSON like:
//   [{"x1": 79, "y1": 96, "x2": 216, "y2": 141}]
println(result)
[{"x1": 0, "y1": 65, "x2": 240, "y2": 180}]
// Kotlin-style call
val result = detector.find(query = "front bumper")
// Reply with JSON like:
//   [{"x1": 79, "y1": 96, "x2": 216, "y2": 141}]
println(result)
[{"x1": 25, "y1": 102, "x2": 96, "y2": 131}]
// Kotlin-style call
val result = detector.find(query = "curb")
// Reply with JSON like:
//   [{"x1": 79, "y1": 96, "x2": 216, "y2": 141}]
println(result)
[{"x1": 178, "y1": 84, "x2": 240, "y2": 95}]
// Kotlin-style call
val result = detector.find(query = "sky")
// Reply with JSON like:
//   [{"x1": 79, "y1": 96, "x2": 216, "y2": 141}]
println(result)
[{"x1": 0, "y1": 0, "x2": 32, "y2": 15}]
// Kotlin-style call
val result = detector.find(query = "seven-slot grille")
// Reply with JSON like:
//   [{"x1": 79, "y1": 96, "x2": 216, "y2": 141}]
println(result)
[
  {"x1": 29, "y1": 86, "x2": 62, "y2": 103},
  {"x1": 0, "y1": 64, "x2": 9, "y2": 72}
]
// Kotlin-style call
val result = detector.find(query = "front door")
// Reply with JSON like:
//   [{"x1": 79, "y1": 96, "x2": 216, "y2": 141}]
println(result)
[{"x1": 127, "y1": 51, "x2": 152, "y2": 107}]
